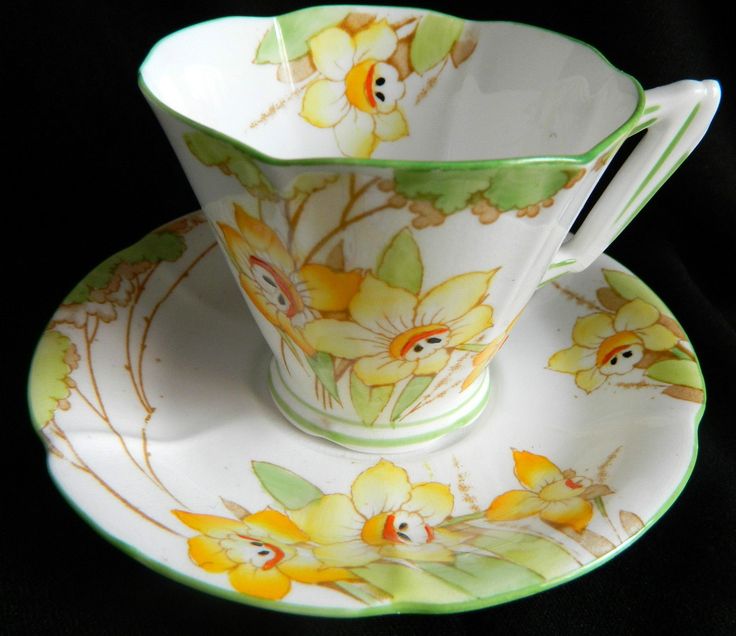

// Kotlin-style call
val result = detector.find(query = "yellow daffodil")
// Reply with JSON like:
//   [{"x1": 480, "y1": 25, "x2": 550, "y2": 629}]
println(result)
[
  {"x1": 548, "y1": 299, "x2": 679, "y2": 393},
  {"x1": 218, "y1": 204, "x2": 362, "y2": 355},
  {"x1": 288, "y1": 460, "x2": 465, "y2": 566},
  {"x1": 301, "y1": 21, "x2": 408, "y2": 157},
  {"x1": 461, "y1": 312, "x2": 522, "y2": 390},
  {"x1": 173, "y1": 509, "x2": 354, "y2": 600},
  {"x1": 486, "y1": 451, "x2": 611, "y2": 533},
  {"x1": 304, "y1": 271, "x2": 497, "y2": 386}
]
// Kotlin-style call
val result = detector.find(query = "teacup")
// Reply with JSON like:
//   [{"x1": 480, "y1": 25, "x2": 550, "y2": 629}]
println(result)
[{"x1": 139, "y1": 6, "x2": 719, "y2": 452}]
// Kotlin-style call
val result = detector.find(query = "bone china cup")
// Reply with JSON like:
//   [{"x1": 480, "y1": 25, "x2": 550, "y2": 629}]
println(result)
[{"x1": 139, "y1": 6, "x2": 720, "y2": 452}]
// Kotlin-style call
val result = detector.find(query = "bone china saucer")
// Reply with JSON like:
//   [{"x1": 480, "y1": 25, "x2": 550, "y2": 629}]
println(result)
[{"x1": 29, "y1": 212, "x2": 705, "y2": 617}]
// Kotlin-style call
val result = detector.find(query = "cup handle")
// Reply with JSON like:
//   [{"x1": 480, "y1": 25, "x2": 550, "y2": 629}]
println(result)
[{"x1": 540, "y1": 79, "x2": 721, "y2": 285}]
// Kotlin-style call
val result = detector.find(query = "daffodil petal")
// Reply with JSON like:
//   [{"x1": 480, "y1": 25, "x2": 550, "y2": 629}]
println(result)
[
  {"x1": 278, "y1": 548, "x2": 356, "y2": 583},
  {"x1": 575, "y1": 367, "x2": 607, "y2": 393},
  {"x1": 242, "y1": 509, "x2": 309, "y2": 545},
  {"x1": 540, "y1": 498, "x2": 593, "y2": 533},
  {"x1": 485, "y1": 490, "x2": 546, "y2": 521},
  {"x1": 417, "y1": 270, "x2": 498, "y2": 325},
  {"x1": 447, "y1": 305, "x2": 494, "y2": 347},
  {"x1": 548, "y1": 345, "x2": 597, "y2": 374},
  {"x1": 614, "y1": 298, "x2": 659, "y2": 331},
  {"x1": 299, "y1": 264, "x2": 363, "y2": 312},
  {"x1": 354, "y1": 352, "x2": 415, "y2": 385},
  {"x1": 303, "y1": 319, "x2": 384, "y2": 359},
  {"x1": 380, "y1": 542, "x2": 455, "y2": 562},
  {"x1": 308, "y1": 27, "x2": 355, "y2": 80},
  {"x1": 234, "y1": 206, "x2": 295, "y2": 273},
  {"x1": 218, "y1": 223, "x2": 252, "y2": 272},
  {"x1": 289, "y1": 494, "x2": 363, "y2": 545},
  {"x1": 301, "y1": 79, "x2": 350, "y2": 127},
  {"x1": 539, "y1": 477, "x2": 591, "y2": 501},
  {"x1": 314, "y1": 540, "x2": 381, "y2": 567},
  {"x1": 352, "y1": 460, "x2": 412, "y2": 519},
  {"x1": 572, "y1": 313, "x2": 615, "y2": 348},
  {"x1": 373, "y1": 109, "x2": 408, "y2": 141},
  {"x1": 228, "y1": 562, "x2": 291, "y2": 600},
  {"x1": 276, "y1": 313, "x2": 315, "y2": 356},
  {"x1": 413, "y1": 349, "x2": 450, "y2": 376},
  {"x1": 637, "y1": 323, "x2": 679, "y2": 351},
  {"x1": 354, "y1": 20, "x2": 398, "y2": 61},
  {"x1": 512, "y1": 450, "x2": 564, "y2": 491},
  {"x1": 239, "y1": 273, "x2": 280, "y2": 327},
  {"x1": 434, "y1": 527, "x2": 469, "y2": 546},
  {"x1": 187, "y1": 535, "x2": 236, "y2": 572},
  {"x1": 404, "y1": 482, "x2": 454, "y2": 525},
  {"x1": 173, "y1": 510, "x2": 249, "y2": 539},
  {"x1": 350, "y1": 275, "x2": 417, "y2": 335},
  {"x1": 334, "y1": 108, "x2": 377, "y2": 158}
]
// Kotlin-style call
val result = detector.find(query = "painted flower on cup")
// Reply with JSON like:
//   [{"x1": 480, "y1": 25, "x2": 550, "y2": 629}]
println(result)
[
  {"x1": 301, "y1": 21, "x2": 408, "y2": 157},
  {"x1": 218, "y1": 204, "x2": 362, "y2": 355},
  {"x1": 304, "y1": 271, "x2": 497, "y2": 386},
  {"x1": 486, "y1": 451, "x2": 612, "y2": 533},
  {"x1": 289, "y1": 460, "x2": 465, "y2": 566},
  {"x1": 173, "y1": 509, "x2": 354, "y2": 600},
  {"x1": 461, "y1": 312, "x2": 522, "y2": 390},
  {"x1": 548, "y1": 299, "x2": 679, "y2": 393}
]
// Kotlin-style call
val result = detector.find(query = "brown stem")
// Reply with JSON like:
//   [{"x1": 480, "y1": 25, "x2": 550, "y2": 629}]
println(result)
[
  {"x1": 125, "y1": 273, "x2": 156, "y2": 415},
  {"x1": 142, "y1": 429, "x2": 188, "y2": 509},
  {"x1": 551, "y1": 282, "x2": 606, "y2": 313}
]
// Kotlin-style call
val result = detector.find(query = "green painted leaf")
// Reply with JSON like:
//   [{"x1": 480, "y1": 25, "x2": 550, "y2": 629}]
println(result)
[
  {"x1": 252, "y1": 461, "x2": 323, "y2": 509},
  {"x1": 29, "y1": 331, "x2": 77, "y2": 429},
  {"x1": 394, "y1": 169, "x2": 492, "y2": 214},
  {"x1": 410, "y1": 14, "x2": 464, "y2": 75},
  {"x1": 280, "y1": 173, "x2": 339, "y2": 199},
  {"x1": 255, "y1": 7, "x2": 350, "y2": 64},
  {"x1": 376, "y1": 229, "x2": 423, "y2": 294},
  {"x1": 472, "y1": 528, "x2": 580, "y2": 579},
  {"x1": 306, "y1": 351, "x2": 340, "y2": 401},
  {"x1": 646, "y1": 359, "x2": 703, "y2": 389},
  {"x1": 484, "y1": 165, "x2": 573, "y2": 212},
  {"x1": 350, "y1": 371, "x2": 393, "y2": 425},
  {"x1": 391, "y1": 375, "x2": 433, "y2": 422},
  {"x1": 64, "y1": 232, "x2": 185, "y2": 304},
  {"x1": 351, "y1": 563, "x2": 470, "y2": 603},
  {"x1": 420, "y1": 553, "x2": 544, "y2": 597},
  {"x1": 602, "y1": 269, "x2": 672, "y2": 317},
  {"x1": 455, "y1": 343, "x2": 486, "y2": 353}
]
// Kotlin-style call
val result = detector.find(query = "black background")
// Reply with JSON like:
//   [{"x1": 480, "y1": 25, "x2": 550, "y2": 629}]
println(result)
[{"x1": 5, "y1": 1, "x2": 735, "y2": 633}]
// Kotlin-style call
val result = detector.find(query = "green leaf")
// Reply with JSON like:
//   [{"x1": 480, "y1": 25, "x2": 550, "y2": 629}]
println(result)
[
  {"x1": 29, "y1": 331, "x2": 77, "y2": 429},
  {"x1": 394, "y1": 169, "x2": 492, "y2": 214},
  {"x1": 455, "y1": 343, "x2": 486, "y2": 353},
  {"x1": 602, "y1": 269, "x2": 672, "y2": 317},
  {"x1": 351, "y1": 563, "x2": 470, "y2": 603},
  {"x1": 255, "y1": 7, "x2": 350, "y2": 64},
  {"x1": 306, "y1": 351, "x2": 340, "y2": 401},
  {"x1": 410, "y1": 14, "x2": 464, "y2": 75},
  {"x1": 391, "y1": 375, "x2": 433, "y2": 422},
  {"x1": 472, "y1": 528, "x2": 580, "y2": 579},
  {"x1": 646, "y1": 359, "x2": 703, "y2": 389},
  {"x1": 64, "y1": 232, "x2": 185, "y2": 304},
  {"x1": 420, "y1": 554, "x2": 544, "y2": 597},
  {"x1": 376, "y1": 228, "x2": 423, "y2": 294},
  {"x1": 279, "y1": 173, "x2": 339, "y2": 199},
  {"x1": 484, "y1": 165, "x2": 574, "y2": 212},
  {"x1": 252, "y1": 461, "x2": 323, "y2": 509},
  {"x1": 350, "y1": 371, "x2": 393, "y2": 425}
]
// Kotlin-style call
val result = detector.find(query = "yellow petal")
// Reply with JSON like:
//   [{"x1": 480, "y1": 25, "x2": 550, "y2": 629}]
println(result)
[
  {"x1": 334, "y1": 108, "x2": 377, "y2": 158},
  {"x1": 234, "y1": 206, "x2": 294, "y2": 274},
  {"x1": 373, "y1": 109, "x2": 408, "y2": 141},
  {"x1": 301, "y1": 79, "x2": 350, "y2": 127},
  {"x1": 187, "y1": 535, "x2": 236, "y2": 572},
  {"x1": 637, "y1": 323, "x2": 679, "y2": 351},
  {"x1": 548, "y1": 345, "x2": 597, "y2": 374},
  {"x1": 512, "y1": 450, "x2": 564, "y2": 491},
  {"x1": 239, "y1": 273, "x2": 280, "y2": 327},
  {"x1": 413, "y1": 349, "x2": 450, "y2": 376},
  {"x1": 276, "y1": 313, "x2": 316, "y2": 356},
  {"x1": 299, "y1": 264, "x2": 363, "y2": 311},
  {"x1": 572, "y1": 313, "x2": 614, "y2": 348},
  {"x1": 614, "y1": 298, "x2": 659, "y2": 331},
  {"x1": 354, "y1": 20, "x2": 398, "y2": 61},
  {"x1": 289, "y1": 494, "x2": 363, "y2": 545},
  {"x1": 539, "y1": 476, "x2": 591, "y2": 502},
  {"x1": 314, "y1": 540, "x2": 381, "y2": 567},
  {"x1": 352, "y1": 460, "x2": 412, "y2": 519},
  {"x1": 447, "y1": 305, "x2": 494, "y2": 347},
  {"x1": 404, "y1": 482, "x2": 454, "y2": 525},
  {"x1": 460, "y1": 364, "x2": 484, "y2": 392},
  {"x1": 228, "y1": 562, "x2": 291, "y2": 600},
  {"x1": 303, "y1": 319, "x2": 384, "y2": 359},
  {"x1": 575, "y1": 367, "x2": 607, "y2": 393},
  {"x1": 349, "y1": 275, "x2": 417, "y2": 335},
  {"x1": 540, "y1": 498, "x2": 593, "y2": 533},
  {"x1": 308, "y1": 27, "x2": 355, "y2": 80},
  {"x1": 354, "y1": 352, "x2": 415, "y2": 385},
  {"x1": 218, "y1": 223, "x2": 252, "y2": 272},
  {"x1": 173, "y1": 510, "x2": 249, "y2": 539},
  {"x1": 434, "y1": 527, "x2": 469, "y2": 547},
  {"x1": 485, "y1": 490, "x2": 547, "y2": 521},
  {"x1": 278, "y1": 548, "x2": 357, "y2": 582},
  {"x1": 380, "y1": 542, "x2": 455, "y2": 562},
  {"x1": 416, "y1": 270, "x2": 498, "y2": 325},
  {"x1": 242, "y1": 509, "x2": 309, "y2": 545}
]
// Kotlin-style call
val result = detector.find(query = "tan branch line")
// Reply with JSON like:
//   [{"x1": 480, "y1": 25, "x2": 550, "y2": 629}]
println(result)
[
  {"x1": 551, "y1": 282, "x2": 606, "y2": 313},
  {"x1": 248, "y1": 85, "x2": 307, "y2": 129},
  {"x1": 142, "y1": 429, "x2": 188, "y2": 509}
]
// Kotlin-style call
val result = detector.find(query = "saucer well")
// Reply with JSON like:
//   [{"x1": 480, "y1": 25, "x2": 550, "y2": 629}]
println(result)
[{"x1": 28, "y1": 212, "x2": 705, "y2": 616}]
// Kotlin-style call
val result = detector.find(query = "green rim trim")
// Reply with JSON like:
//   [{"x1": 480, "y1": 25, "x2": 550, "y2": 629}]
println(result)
[
  {"x1": 138, "y1": 8, "x2": 645, "y2": 171},
  {"x1": 549, "y1": 258, "x2": 577, "y2": 270},
  {"x1": 643, "y1": 104, "x2": 661, "y2": 115},
  {"x1": 271, "y1": 361, "x2": 486, "y2": 428},
  {"x1": 627, "y1": 117, "x2": 658, "y2": 137},
  {"x1": 268, "y1": 369, "x2": 490, "y2": 448}
]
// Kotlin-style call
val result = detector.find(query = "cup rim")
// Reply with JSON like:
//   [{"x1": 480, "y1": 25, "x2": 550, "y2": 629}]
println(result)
[{"x1": 138, "y1": 5, "x2": 646, "y2": 169}]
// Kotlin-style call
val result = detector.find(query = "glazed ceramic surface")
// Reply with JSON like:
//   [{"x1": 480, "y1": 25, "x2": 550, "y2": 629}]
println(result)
[
  {"x1": 29, "y1": 212, "x2": 705, "y2": 616},
  {"x1": 138, "y1": 7, "x2": 718, "y2": 450}
]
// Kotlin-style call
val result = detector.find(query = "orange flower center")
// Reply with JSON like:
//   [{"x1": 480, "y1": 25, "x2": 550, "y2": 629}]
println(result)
[
  {"x1": 389, "y1": 324, "x2": 450, "y2": 361},
  {"x1": 249, "y1": 256, "x2": 303, "y2": 318},
  {"x1": 595, "y1": 331, "x2": 642, "y2": 367},
  {"x1": 345, "y1": 60, "x2": 378, "y2": 113}
]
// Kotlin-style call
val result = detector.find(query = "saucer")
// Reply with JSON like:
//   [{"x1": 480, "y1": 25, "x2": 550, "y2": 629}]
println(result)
[{"x1": 28, "y1": 212, "x2": 705, "y2": 617}]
